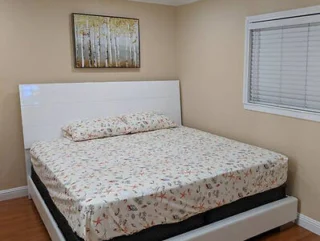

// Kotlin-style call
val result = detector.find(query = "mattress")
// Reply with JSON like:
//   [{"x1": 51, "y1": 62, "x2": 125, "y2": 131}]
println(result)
[
  {"x1": 30, "y1": 126, "x2": 288, "y2": 241},
  {"x1": 32, "y1": 166, "x2": 286, "y2": 241}
]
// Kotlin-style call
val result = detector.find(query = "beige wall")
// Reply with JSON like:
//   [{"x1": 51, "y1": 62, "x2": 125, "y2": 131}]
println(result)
[
  {"x1": 0, "y1": 0, "x2": 177, "y2": 190},
  {"x1": 177, "y1": 0, "x2": 320, "y2": 221}
]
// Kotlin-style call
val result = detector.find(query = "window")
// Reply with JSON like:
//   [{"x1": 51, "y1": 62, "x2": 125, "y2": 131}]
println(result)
[{"x1": 243, "y1": 6, "x2": 320, "y2": 122}]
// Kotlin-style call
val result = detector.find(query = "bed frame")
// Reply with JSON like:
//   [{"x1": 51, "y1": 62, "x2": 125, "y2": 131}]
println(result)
[{"x1": 19, "y1": 80, "x2": 298, "y2": 241}]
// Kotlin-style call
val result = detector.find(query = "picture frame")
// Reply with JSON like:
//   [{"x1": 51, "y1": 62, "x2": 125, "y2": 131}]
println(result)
[{"x1": 72, "y1": 13, "x2": 140, "y2": 68}]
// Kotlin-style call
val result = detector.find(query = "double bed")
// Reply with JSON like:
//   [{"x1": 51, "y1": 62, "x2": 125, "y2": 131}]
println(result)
[{"x1": 19, "y1": 81, "x2": 297, "y2": 241}]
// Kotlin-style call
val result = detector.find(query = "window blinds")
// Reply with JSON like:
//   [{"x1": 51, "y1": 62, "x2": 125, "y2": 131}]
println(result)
[{"x1": 250, "y1": 23, "x2": 320, "y2": 112}]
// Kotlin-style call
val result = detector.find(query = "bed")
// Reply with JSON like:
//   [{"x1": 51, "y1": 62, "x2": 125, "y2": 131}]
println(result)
[{"x1": 19, "y1": 81, "x2": 297, "y2": 241}]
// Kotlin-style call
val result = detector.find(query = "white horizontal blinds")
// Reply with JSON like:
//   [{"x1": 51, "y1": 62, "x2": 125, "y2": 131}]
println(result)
[
  {"x1": 250, "y1": 22, "x2": 320, "y2": 112},
  {"x1": 307, "y1": 23, "x2": 320, "y2": 110},
  {"x1": 250, "y1": 27, "x2": 282, "y2": 106}
]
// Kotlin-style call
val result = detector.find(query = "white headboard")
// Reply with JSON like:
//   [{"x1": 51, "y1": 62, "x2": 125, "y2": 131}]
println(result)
[{"x1": 19, "y1": 80, "x2": 181, "y2": 149}]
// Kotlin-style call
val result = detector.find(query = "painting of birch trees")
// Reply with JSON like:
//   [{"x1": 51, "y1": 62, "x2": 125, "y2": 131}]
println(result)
[{"x1": 73, "y1": 14, "x2": 140, "y2": 68}]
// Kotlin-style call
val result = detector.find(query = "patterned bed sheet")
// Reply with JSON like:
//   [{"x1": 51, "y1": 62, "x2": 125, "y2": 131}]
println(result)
[{"x1": 30, "y1": 126, "x2": 288, "y2": 241}]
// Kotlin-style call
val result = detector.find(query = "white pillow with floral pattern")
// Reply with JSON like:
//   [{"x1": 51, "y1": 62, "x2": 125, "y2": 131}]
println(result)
[
  {"x1": 120, "y1": 112, "x2": 178, "y2": 134},
  {"x1": 62, "y1": 117, "x2": 129, "y2": 141}
]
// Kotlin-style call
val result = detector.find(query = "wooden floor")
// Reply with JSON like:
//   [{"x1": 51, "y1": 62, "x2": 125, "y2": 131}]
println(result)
[{"x1": 0, "y1": 198, "x2": 319, "y2": 241}]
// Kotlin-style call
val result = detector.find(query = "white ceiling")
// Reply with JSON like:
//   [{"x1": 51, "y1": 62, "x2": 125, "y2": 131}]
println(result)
[{"x1": 129, "y1": 0, "x2": 200, "y2": 6}]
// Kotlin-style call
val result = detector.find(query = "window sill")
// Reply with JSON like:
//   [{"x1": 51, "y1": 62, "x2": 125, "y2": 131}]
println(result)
[{"x1": 244, "y1": 103, "x2": 320, "y2": 123}]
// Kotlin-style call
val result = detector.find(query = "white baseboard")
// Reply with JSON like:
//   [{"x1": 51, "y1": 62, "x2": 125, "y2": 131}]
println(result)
[
  {"x1": 297, "y1": 213, "x2": 320, "y2": 236},
  {"x1": 0, "y1": 186, "x2": 28, "y2": 201}
]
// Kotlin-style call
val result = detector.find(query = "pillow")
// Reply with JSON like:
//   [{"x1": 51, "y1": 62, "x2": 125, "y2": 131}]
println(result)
[
  {"x1": 121, "y1": 111, "x2": 178, "y2": 134},
  {"x1": 62, "y1": 117, "x2": 129, "y2": 141}
]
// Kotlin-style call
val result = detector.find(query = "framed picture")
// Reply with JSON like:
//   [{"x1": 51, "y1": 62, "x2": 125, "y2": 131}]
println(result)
[{"x1": 72, "y1": 13, "x2": 140, "y2": 68}]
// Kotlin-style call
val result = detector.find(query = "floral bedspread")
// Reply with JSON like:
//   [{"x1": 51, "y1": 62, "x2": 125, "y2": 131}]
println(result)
[{"x1": 30, "y1": 127, "x2": 288, "y2": 241}]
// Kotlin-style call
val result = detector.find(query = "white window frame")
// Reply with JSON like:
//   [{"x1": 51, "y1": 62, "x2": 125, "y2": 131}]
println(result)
[{"x1": 243, "y1": 5, "x2": 320, "y2": 122}]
